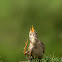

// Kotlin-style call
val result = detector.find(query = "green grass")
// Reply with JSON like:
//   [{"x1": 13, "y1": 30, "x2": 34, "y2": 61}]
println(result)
[
  {"x1": 30, "y1": 54, "x2": 62, "y2": 62},
  {"x1": 41, "y1": 56, "x2": 62, "y2": 62}
]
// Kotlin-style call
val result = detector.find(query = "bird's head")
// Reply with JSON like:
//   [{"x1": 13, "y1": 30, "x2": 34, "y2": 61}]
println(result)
[{"x1": 29, "y1": 26, "x2": 38, "y2": 41}]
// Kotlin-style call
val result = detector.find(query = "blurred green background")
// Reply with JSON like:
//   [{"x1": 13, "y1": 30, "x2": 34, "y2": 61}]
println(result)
[{"x1": 0, "y1": 0, "x2": 62, "y2": 62}]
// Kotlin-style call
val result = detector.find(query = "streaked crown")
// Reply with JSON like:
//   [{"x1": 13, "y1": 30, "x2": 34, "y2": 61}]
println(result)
[{"x1": 29, "y1": 26, "x2": 38, "y2": 38}]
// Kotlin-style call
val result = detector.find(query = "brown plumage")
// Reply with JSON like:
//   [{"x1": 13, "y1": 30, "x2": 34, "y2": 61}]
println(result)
[{"x1": 25, "y1": 26, "x2": 45, "y2": 60}]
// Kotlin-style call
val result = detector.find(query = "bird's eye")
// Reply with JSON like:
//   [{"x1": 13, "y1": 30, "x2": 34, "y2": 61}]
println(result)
[{"x1": 30, "y1": 34, "x2": 31, "y2": 35}]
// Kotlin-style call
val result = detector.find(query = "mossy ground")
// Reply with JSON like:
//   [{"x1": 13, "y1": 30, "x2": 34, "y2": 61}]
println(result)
[{"x1": 29, "y1": 54, "x2": 62, "y2": 62}]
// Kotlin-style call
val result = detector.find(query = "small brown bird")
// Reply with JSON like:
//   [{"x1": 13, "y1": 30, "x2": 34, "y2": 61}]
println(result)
[{"x1": 25, "y1": 26, "x2": 45, "y2": 61}]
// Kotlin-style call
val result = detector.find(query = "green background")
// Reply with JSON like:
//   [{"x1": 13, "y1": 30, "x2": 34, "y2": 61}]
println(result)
[{"x1": 0, "y1": 0, "x2": 62, "y2": 62}]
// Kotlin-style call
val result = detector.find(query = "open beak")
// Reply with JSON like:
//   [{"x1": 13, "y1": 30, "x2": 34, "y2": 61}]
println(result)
[{"x1": 30, "y1": 26, "x2": 34, "y2": 32}]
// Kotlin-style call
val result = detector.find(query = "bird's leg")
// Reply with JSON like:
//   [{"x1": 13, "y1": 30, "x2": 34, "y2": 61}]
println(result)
[
  {"x1": 26, "y1": 51, "x2": 33, "y2": 60},
  {"x1": 24, "y1": 51, "x2": 32, "y2": 61}
]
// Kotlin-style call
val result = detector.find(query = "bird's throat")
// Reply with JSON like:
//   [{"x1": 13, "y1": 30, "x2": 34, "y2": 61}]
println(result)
[{"x1": 30, "y1": 37, "x2": 36, "y2": 44}]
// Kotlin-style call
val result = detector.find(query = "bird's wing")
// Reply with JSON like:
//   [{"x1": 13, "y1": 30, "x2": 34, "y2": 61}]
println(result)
[{"x1": 40, "y1": 41, "x2": 45, "y2": 54}]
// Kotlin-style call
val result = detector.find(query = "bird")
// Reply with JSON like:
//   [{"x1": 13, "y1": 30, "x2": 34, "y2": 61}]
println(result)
[{"x1": 25, "y1": 26, "x2": 45, "y2": 61}]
